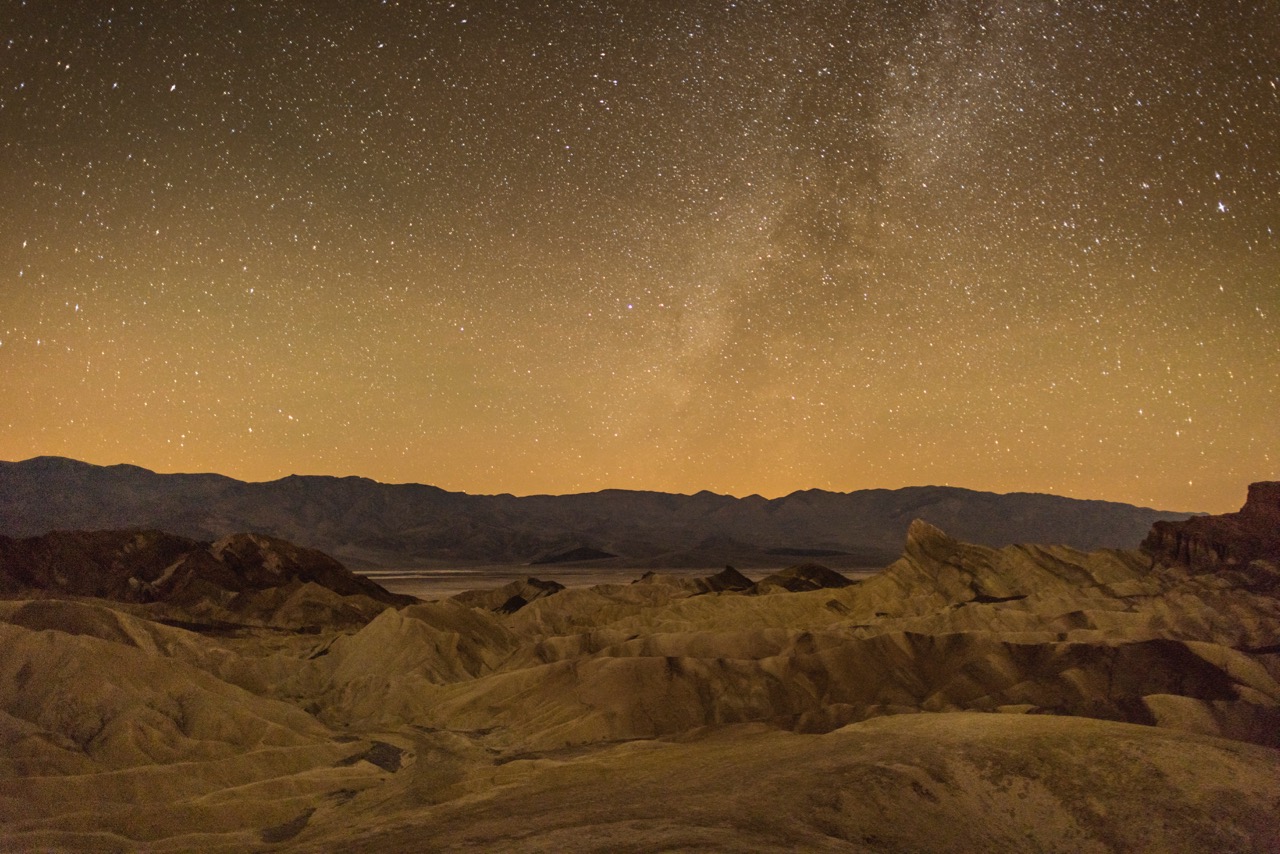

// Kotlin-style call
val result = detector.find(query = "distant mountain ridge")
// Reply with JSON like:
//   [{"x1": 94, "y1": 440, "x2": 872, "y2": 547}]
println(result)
[{"x1": 0, "y1": 456, "x2": 1196, "y2": 568}]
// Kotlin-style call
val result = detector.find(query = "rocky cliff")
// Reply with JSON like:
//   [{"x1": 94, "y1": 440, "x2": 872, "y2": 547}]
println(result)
[{"x1": 1143, "y1": 481, "x2": 1280, "y2": 574}]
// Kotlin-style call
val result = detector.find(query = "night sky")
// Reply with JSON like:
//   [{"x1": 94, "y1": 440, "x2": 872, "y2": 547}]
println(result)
[{"x1": 2, "y1": 1, "x2": 1276, "y2": 513}]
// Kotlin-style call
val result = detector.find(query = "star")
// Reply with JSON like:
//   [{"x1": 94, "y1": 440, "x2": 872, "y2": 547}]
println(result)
[{"x1": 0, "y1": 0, "x2": 1273, "y2": 514}]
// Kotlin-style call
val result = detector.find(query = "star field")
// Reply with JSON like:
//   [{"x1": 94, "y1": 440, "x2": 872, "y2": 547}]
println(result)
[{"x1": 2, "y1": 1, "x2": 1277, "y2": 513}]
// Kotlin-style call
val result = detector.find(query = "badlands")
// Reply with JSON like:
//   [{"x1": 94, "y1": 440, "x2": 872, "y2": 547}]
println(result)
[{"x1": 1, "y1": 484, "x2": 1278, "y2": 852}]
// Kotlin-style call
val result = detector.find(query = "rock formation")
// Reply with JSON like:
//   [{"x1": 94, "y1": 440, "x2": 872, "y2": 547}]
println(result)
[
  {"x1": 0, "y1": 529, "x2": 413, "y2": 630},
  {"x1": 1143, "y1": 480, "x2": 1280, "y2": 573},
  {"x1": 451, "y1": 576, "x2": 566, "y2": 614},
  {"x1": 0, "y1": 484, "x2": 1277, "y2": 851},
  {"x1": 697, "y1": 565, "x2": 755, "y2": 593},
  {"x1": 750, "y1": 561, "x2": 856, "y2": 593}
]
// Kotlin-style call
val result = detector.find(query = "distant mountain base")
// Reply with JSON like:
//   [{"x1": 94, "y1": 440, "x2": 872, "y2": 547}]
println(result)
[
  {"x1": 530, "y1": 546, "x2": 618, "y2": 565},
  {"x1": 764, "y1": 546, "x2": 851, "y2": 557}
]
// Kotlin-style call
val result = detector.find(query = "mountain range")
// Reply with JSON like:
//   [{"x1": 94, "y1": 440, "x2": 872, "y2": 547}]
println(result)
[
  {"x1": 1, "y1": 481, "x2": 1276, "y2": 850},
  {"x1": 0, "y1": 456, "x2": 1197, "y2": 568}
]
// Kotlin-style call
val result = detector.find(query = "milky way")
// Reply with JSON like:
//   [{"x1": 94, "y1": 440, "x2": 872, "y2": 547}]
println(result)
[{"x1": 1, "y1": 1, "x2": 1276, "y2": 511}]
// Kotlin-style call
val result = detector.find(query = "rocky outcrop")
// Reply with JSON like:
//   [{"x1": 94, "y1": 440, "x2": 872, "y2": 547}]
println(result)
[
  {"x1": 750, "y1": 563, "x2": 856, "y2": 594},
  {"x1": 697, "y1": 565, "x2": 755, "y2": 593},
  {"x1": 451, "y1": 577, "x2": 565, "y2": 614},
  {"x1": 0, "y1": 529, "x2": 413, "y2": 629},
  {"x1": 1142, "y1": 481, "x2": 1280, "y2": 573}
]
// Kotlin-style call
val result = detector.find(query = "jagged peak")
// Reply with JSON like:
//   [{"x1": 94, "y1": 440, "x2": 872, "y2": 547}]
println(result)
[{"x1": 905, "y1": 518, "x2": 954, "y2": 547}]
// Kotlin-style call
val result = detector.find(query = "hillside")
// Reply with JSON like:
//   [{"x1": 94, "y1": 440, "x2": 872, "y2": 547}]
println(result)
[
  {"x1": 0, "y1": 456, "x2": 1196, "y2": 568},
  {"x1": 0, "y1": 528, "x2": 414, "y2": 630}
]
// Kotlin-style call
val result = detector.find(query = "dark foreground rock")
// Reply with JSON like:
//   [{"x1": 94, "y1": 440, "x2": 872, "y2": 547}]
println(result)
[
  {"x1": 0, "y1": 529, "x2": 414, "y2": 629},
  {"x1": 1143, "y1": 481, "x2": 1280, "y2": 573}
]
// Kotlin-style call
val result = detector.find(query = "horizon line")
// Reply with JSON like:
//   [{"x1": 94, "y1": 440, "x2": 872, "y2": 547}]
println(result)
[{"x1": 4, "y1": 454, "x2": 1209, "y2": 514}]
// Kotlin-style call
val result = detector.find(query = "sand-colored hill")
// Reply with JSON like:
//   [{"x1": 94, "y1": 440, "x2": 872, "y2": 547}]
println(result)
[
  {"x1": 292, "y1": 713, "x2": 1280, "y2": 853},
  {"x1": 0, "y1": 483, "x2": 1277, "y2": 851}
]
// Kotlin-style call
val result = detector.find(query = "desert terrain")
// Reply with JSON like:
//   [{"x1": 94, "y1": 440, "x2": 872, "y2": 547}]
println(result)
[{"x1": 1, "y1": 483, "x2": 1278, "y2": 852}]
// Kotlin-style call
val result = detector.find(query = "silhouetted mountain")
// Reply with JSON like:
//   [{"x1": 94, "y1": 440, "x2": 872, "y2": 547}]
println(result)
[{"x1": 0, "y1": 456, "x2": 1196, "y2": 568}]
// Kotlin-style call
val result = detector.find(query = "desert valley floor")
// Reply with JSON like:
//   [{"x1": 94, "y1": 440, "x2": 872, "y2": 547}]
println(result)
[{"x1": 1, "y1": 485, "x2": 1279, "y2": 852}]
